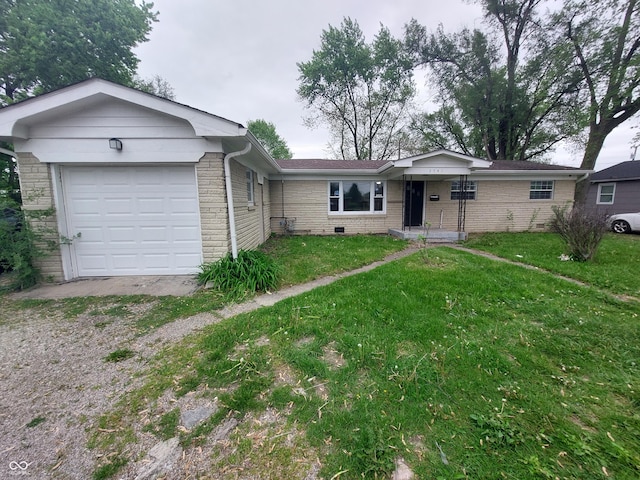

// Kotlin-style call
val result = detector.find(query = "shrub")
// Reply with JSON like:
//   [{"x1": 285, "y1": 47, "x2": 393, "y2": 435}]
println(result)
[
  {"x1": 0, "y1": 206, "x2": 44, "y2": 290},
  {"x1": 198, "y1": 250, "x2": 280, "y2": 297},
  {"x1": 548, "y1": 204, "x2": 609, "y2": 261}
]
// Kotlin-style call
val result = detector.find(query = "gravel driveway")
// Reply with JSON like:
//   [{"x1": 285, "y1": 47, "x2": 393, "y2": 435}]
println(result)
[
  {"x1": 0, "y1": 299, "x2": 199, "y2": 479},
  {"x1": 0, "y1": 246, "x2": 419, "y2": 479}
]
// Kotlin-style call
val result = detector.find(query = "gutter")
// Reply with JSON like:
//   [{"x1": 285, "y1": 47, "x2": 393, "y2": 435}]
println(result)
[
  {"x1": 0, "y1": 147, "x2": 16, "y2": 158},
  {"x1": 224, "y1": 142, "x2": 252, "y2": 260}
]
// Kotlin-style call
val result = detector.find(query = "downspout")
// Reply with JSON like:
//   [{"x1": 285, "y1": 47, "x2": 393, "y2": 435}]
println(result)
[{"x1": 224, "y1": 142, "x2": 252, "y2": 259}]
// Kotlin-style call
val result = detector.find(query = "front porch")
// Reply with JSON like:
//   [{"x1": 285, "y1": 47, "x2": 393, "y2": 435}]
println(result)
[{"x1": 388, "y1": 227, "x2": 467, "y2": 242}]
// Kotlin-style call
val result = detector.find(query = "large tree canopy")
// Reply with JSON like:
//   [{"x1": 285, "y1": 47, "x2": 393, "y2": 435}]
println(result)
[
  {"x1": 556, "y1": 0, "x2": 640, "y2": 200},
  {"x1": 297, "y1": 18, "x2": 415, "y2": 160},
  {"x1": 247, "y1": 119, "x2": 293, "y2": 159},
  {"x1": 0, "y1": 0, "x2": 157, "y2": 105},
  {"x1": 406, "y1": 0, "x2": 584, "y2": 162}
]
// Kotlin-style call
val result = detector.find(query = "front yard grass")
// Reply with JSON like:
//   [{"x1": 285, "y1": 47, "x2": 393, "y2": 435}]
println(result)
[
  {"x1": 464, "y1": 232, "x2": 640, "y2": 298},
  {"x1": 90, "y1": 242, "x2": 640, "y2": 479}
]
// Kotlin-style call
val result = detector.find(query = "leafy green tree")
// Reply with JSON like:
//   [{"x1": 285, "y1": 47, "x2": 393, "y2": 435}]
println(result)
[
  {"x1": 298, "y1": 18, "x2": 415, "y2": 160},
  {"x1": 133, "y1": 75, "x2": 175, "y2": 100},
  {"x1": 556, "y1": 0, "x2": 640, "y2": 201},
  {"x1": 247, "y1": 119, "x2": 293, "y2": 159},
  {"x1": 0, "y1": 0, "x2": 157, "y2": 104},
  {"x1": 406, "y1": 0, "x2": 583, "y2": 161},
  {"x1": 0, "y1": 145, "x2": 19, "y2": 204},
  {"x1": 0, "y1": 0, "x2": 158, "y2": 205}
]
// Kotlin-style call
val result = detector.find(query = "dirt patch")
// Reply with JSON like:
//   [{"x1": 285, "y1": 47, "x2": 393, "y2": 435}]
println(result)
[{"x1": 322, "y1": 341, "x2": 345, "y2": 369}]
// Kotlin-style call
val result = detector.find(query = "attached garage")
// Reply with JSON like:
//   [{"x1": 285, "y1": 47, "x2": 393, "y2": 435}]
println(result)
[
  {"x1": 61, "y1": 165, "x2": 202, "y2": 276},
  {"x1": 0, "y1": 78, "x2": 279, "y2": 282}
]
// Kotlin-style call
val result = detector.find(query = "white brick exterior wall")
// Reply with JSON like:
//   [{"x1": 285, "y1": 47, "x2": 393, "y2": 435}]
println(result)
[
  {"x1": 424, "y1": 179, "x2": 574, "y2": 232},
  {"x1": 270, "y1": 178, "x2": 575, "y2": 234},
  {"x1": 269, "y1": 179, "x2": 403, "y2": 235},
  {"x1": 16, "y1": 153, "x2": 65, "y2": 281},
  {"x1": 196, "y1": 152, "x2": 230, "y2": 263}
]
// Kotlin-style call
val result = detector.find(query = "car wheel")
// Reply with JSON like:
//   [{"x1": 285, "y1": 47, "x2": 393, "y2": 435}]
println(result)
[{"x1": 612, "y1": 219, "x2": 631, "y2": 234}]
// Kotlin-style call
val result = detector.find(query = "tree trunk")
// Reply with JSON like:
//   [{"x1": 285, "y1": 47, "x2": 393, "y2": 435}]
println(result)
[{"x1": 574, "y1": 122, "x2": 608, "y2": 205}]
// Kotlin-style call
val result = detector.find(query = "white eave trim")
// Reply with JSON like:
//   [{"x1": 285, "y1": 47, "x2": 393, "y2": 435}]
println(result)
[
  {"x1": 0, "y1": 78, "x2": 246, "y2": 139},
  {"x1": 471, "y1": 169, "x2": 593, "y2": 180},
  {"x1": 276, "y1": 168, "x2": 382, "y2": 176}
]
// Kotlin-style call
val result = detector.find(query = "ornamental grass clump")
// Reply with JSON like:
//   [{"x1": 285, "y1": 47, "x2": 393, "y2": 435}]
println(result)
[
  {"x1": 198, "y1": 250, "x2": 280, "y2": 297},
  {"x1": 548, "y1": 204, "x2": 609, "y2": 261}
]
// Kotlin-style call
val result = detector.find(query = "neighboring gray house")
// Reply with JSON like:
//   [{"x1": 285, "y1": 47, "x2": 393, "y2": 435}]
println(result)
[
  {"x1": 0, "y1": 79, "x2": 592, "y2": 282},
  {"x1": 586, "y1": 161, "x2": 640, "y2": 215}
]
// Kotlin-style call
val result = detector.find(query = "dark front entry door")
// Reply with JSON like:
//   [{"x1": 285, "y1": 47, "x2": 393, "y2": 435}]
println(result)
[{"x1": 404, "y1": 181, "x2": 424, "y2": 227}]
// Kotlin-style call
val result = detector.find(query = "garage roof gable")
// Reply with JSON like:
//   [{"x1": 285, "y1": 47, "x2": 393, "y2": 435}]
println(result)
[{"x1": 0, "y1": 78, "x2": 246, "y2": 140}]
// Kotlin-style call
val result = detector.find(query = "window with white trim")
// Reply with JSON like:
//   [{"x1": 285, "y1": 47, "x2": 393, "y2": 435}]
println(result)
[
  {"x1": 529, "y1": 180, "x2": 554, "y2": 199},
  {"x1": 246, "y1": 169, "x2": 254, "y2": 205},
  {"x1": 328, "y1": 181, "x2": 385, "y2": 214},
  {"x1": 597, "y1": 183, "x2": 615, "y2": 204},
  {"x1": 450, "y1": 180, "x2": 476, "y2": 200}
]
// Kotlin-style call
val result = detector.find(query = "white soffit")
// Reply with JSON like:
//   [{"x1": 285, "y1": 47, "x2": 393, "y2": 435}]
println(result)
[{"x1": 0, "y1": 78, "x2": 246, "y2": 140}]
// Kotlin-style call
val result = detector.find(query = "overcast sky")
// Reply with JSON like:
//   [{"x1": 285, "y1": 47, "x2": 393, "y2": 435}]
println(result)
[{"x1": 135, "y1": 0, "x2": 636, "y2": 171}]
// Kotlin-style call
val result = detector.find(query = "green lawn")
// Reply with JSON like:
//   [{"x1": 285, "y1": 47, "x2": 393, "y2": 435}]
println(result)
[
  {"x1": 260, "y1": 233, "x2": 408, "y2": 285},
  {"x1": 89, "y1": 236, "x2": 640, "y2": 479},
  {"x1": 464, "y1": 232, "x2": 640, "y2": 298}
]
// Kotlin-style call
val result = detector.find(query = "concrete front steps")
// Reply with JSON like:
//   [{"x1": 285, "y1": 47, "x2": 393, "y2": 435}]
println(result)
[{"x1": 388, "y1": 228, "x2": 467, "y2": 242}]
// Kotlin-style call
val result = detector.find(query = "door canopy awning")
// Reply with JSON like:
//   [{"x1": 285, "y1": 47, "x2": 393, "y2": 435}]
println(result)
[{"x1": 378, "y1": 149, "x2": 492, "y2": 180}]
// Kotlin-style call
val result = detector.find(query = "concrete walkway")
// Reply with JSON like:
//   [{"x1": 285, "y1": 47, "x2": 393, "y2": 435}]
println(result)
[
  {"x1": 11, "y1": 274, "x2": 200, "y2": 299},
  {"x1": 10, "y1": 245, "x2": 421, "y2": 301}
]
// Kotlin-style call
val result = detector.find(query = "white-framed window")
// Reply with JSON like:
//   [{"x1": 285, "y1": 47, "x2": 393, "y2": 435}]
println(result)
[
  {"x1": 328, "y1": 180, "x2": 385, "y2": 214},
  {"x1": 597, "y1": 183, "x2": 615, "y2": 204},
  {"x1": 246, "y1": 169, "x2": 254, "y2": 205},
  {"x1": 530, "y1": 180, "x2": 554, "y2": 199},
  {"x1": 450, "y1": 180, "x2": 477, "y2": 200}
]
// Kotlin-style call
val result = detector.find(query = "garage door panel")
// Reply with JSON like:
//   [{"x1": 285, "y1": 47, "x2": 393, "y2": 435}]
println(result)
[
  {"x1": 138, "y1": 197, "x2": 166, "y2": 214},
  {"x1": 104, "y1": 198, "x2": 136, "y2": 215},
  {"x1": 63, "y1": 166, "x2": 203, "y2": 276},
  {"x1": 72, "y1": 198, "x2": 102, "y2": 216},
  {"x1": 142, "y1": 254, "x2": 171, "y2": 269},
  {"x1": 76, "y1": 227, "x2": 105, "y2": 244},
  {"x1": 173, "y1": 226, "x2": 200, "y2": 242},
  {"x1": 77, "y1": 254, "x2": 108, "y2": 272},
  {"x1": 140, "y1": 226, "x2": 169, "y2": 243},
  {"x1": 175, "y1": 253, "x2": 203, "y2": 268},
  {"x1": 107, "y1": 227, "x2": 138, "y2": 244}
]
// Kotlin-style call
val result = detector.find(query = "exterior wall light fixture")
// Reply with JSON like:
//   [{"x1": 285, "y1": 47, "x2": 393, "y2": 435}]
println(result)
[{"x1": 109, "y1": 138, "x2": 123, "y2": 151}]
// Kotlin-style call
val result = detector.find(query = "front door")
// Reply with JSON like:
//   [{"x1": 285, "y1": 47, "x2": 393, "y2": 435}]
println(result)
[{"x1": 404, "y1": 181, "x2": 424, "y2": 227}]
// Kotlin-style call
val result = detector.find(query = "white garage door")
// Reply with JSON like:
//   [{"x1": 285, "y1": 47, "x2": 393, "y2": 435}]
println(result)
[{"x1": 62, "y1": 165, "x2": 202, "y2": 276}]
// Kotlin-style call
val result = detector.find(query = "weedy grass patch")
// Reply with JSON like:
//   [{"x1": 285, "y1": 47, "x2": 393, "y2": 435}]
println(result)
[
  {"x1": 260, "y1": 233, "x2": 408, "y2": 285},
  {"x1": 91, "y1": 246, "x2": 640, "y2": 479},
  {"x1": 464, "y1": 232, "x2": 640, "y2": 297}
]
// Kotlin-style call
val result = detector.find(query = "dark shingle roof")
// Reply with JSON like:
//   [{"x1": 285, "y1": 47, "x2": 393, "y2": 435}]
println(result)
[
  {"x1": 276, "y1": 159, "x2": 388, "y2": 170},
  {"x1": 590, "y1": 161, "x2": 640, "y2": 182},
  {"x1": 487, "y1": 160, "x2": 580, "y2": 171},
  {"x1": 276, "y1": 158, "x2": 581, "y2": 171}
]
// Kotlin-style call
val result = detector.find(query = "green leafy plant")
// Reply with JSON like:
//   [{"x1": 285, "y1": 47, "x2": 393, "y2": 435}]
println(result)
[
  {"x1": 143, "y1": 408, "x2": 180, "y2": 440},
  {"x1": 548, "y1": 204, "x2": 609, "y2": 261},
  {"x1": 417, "y1": 222, "x2": 431, "y2": 263},
  {"x1": 471, "y1": 412, "x2": 527, "y2": 446},
  {"x1": 104, "y1": 348, "x2": 135, "y2": 363},
  {"x1": 26, "y1": 416, "x2": 46, "y2": 428},
  {"x1": 0, "y1": 201, "x2": 58, "y2": 290},
  {"x1": 92, "y1": 457, "x2": 128, "y2": 480},
  {"x1": 198, "y1": 250, "x2": 280, "y2": 297}
]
